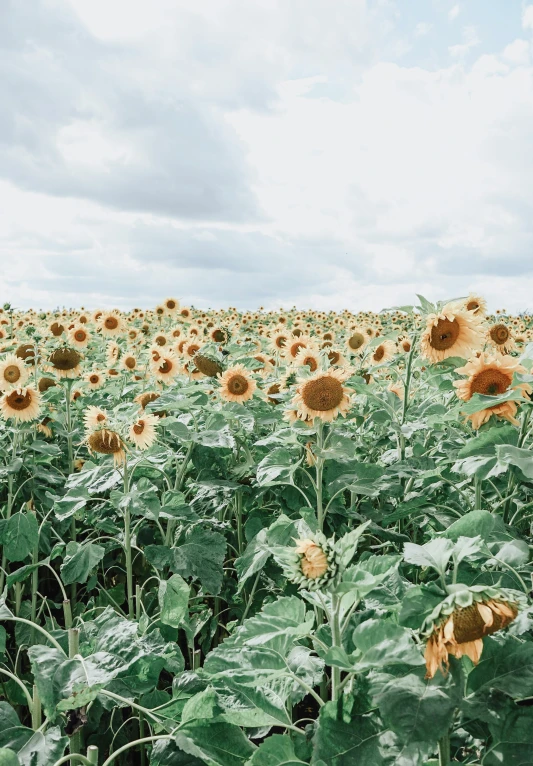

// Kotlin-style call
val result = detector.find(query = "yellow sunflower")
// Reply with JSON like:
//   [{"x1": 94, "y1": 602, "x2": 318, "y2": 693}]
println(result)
[
  {"x1": 218, "y1": 364, "x2": 257, "y2": 403},
  {"x1": 420, "y1": 304, "x2": 483, "y2": 363},
  {"x1": 292, "y1": 368, "x2": 351, "y2": 423},
  {"x1": 1, "y1": 386, "x2": 41, "y2": 422},
  {"x1": 128, "y1": 413, "x2": 159, "y2": 450},
  {"x1": 0, "y1": 354, "x2": 29, "y2": 391}
]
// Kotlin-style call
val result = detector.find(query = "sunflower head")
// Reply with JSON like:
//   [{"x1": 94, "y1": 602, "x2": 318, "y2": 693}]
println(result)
[
  {"x1": 87, "y1": 428, "x2": 126, "y2": 465},
  {"x1": 281, "y1": 532, "x2": 338, "y2": 591},
  {"x1": 194, "y1": 353, "x2": 224, "y2": 378}
]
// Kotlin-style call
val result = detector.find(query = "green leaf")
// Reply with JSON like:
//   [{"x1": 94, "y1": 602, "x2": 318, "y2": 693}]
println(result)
[
  {"x1": 468, "y1": 638, "x2": 533, "y2": 700},
  {"x1": 328, "y1": 464, "x2": 384, "y2": 497},
  {"x1": 1, "y1": 513, "x2": 38, "y2": 562},
  {"x1": 6, "y1": 560, "x2": 46, "y2": 588},
  {"x1": 248, "y1": 735, "x2": 307, "y2": 765},
  {"x1": 173, "y1": 721, "x2": 256, "y2": 766},
  {"x1": 223, "y1": 596, "x2": 314, "y2": 653},
  {"x1": 151, "y1": 739, "x2": 204, "y2": 765},
  {"x1": 483, "y1": 708, "x2": 533, "y2": 766},
  {"x1": 256, "y1": 448, "x2": 300, "y2": 486},
  {"x1": 441, "y1": 510, "x2": 499, "y2": 542},
  {"x1": 403, "y1": 538, "x2": 454, "y2": 575},
  {"x1": 457, "y1": 425, "x2": 517, "y2": 458},
  {"x1": 60, "y1": 541, "x2": 105, "y2": 585},
  {"x1": 159, "y1": 574, "x2": 190, "y2": 629},
  {"x1": 461, "y1": 390, "x2": 524, "y2": 416},
  {"x1": 17, "y1": 727, "x2": 68, "y2": 766},
  {"x1": 351, "y1": 619, "x2": 424, "y2": 670},
  {"x1": 0, "y1": 748, "x2": 19, "y2": 766},
  {"x1": 335, "y1": 521, "x2": 371, "y2": 569},
  {"x1": 181, "y1": 688, "x2": 224, "y2": 724},
  {"x1": 311, "y1": 702, "x2": 383, "y2": 765},
  {"x1": 172, "y1": 528, "x2": 227, "y2": 595},
  {"x1": 399, "y1": 585, "x2": 444, "y2": 630},
  {"x1": 52, "y1": 487, "x2": 91, "y2": 520},
  {"x1": 496, "y1": 444, "x2": 533, "y2": 479}
]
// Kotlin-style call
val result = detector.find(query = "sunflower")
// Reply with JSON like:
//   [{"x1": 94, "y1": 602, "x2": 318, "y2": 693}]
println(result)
[
  {"x1": 106, "y1": 342, "x2": 120, "y2": 366},
  {"x1": 285, "y1": 334, "x2": 316, "y2": 361},
  {"x1": 420, "y1": 304, "x2": 483, "y2": 363},
  {"x1": 281, "y1": 533, "x2": 339, "y2": 590},
  {"x1": 83, "y1": 405, "x2": 108, "y2": 431},
  {"x1": 486, "y1": 323, "x2": 515, "y2": 354},
  {"x1": 293, "y1": 347, "x2": 321, "y2": 373},
  {"x1": 326, "y1": 348, "x2": 347, "y2": 368},
  {"x1": 252, "y1": 353, "x2": 274, "y2": 377},
  {"x1": 292, "y1": 368, "x2": 351, "y2": 422},
  {"x1": 397, "y1": 335, "x2": 412, "y2": 353},
  {"x1": 163, "y1": 297, "x2": 180, "y2": 315},
  {"x1": 84, "y1": 370, "x2": 106, "y2": 390},
  {"x1": 120, "y1": 353, "x2": 138, "y2": 372},
  {"x1": 387, "y1": 380, "x2": 404, "y2": 400},
  {"x1": 150, "y1": 350, "x2": 180, "y2": 382},
  {"x1": 453, "y1": 353, "x2": 531, "y2": 429},
  {"x1": 271, "y1": 329, "x2": 290, "y2": 354},
  {"x1": 0, "y1": 354, "x2": 29, "y2": 391},
  {"x1": 98, "y1": 310, "x2": 125, "y2": 337},
  {"x1": 38, "y1": 376, "x2": 57, "y2": 392},
  {"x1": 194, "y1": 353, "x2": 224, "y2": 378},
  {"x1": 345, "y1": 327, "x2": 369, "y2": 354},
  {"x1": 37, "y1": 416, "x2": 53, "y2": 439},
  {"x1": 87, "y1": 428, "x2": 126, "y2": 466},
  {"x1": 49, "y1": 320, "x2": 65, "y2": 337},
  {"x1": 68, "y1": 324, "x2": 91, "y2": 349},
  {"x1": 16, "y1": 344, "x2": 37, "y2": 365},
  {"x1": 135, "y1": 391, "x2": 161, "y2": 410},
  {"x1": 422, "y1": 585, "x2": 522, "y2": 678},
  {"x1": 1, "y1": 386, "x2": 41, "y2": 422},
  {"x1": 48, "y1": 347, "x2": 82, "y2": 378},
  {"x1": 210, "y1": 327, "x2": 230, "y2": 344},
  {"x1": 464, "y1": 294, "x2": 487, "y2": 317},
  {"x1": 128, "y1": 413, "x2": 159, "y2": 450},
  {"x1": 218, "y1": 364, "x2": 257, "y2": 403},
  {"x1": 369, "y1": 339, "x2": 396, "y2": 366}
]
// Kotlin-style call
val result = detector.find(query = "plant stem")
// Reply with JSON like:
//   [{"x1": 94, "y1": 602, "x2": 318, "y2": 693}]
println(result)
[
  {"x1": 330, "y1": 594, "x2": 342, "y2": 702},
  {"x1": 100, "y1": 736, "x2": 172, "y2": 766},
  {"x1": 474, "y1": 475, "x2": 482, "y2": 510},
  {"x1": 32, "y1": 685, "x2": 42, "y2": 730},
  {"x1": 68, "y1": 628, "x2": 81, "y2": 755},
  {"x1": 438, "y1": 732, "x2": 450, "y2": 766},
  {"x1": 315, "y1": 421, "x2": 325, "y2": 530},
  {"x1": 123, "y1": 458, "x2": 134, "y2": 619}
]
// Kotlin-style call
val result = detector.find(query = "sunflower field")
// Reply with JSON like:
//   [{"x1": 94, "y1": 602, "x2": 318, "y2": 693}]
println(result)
[{"x1": 1, "y1": 295, "x2": 533, "y2": 766}]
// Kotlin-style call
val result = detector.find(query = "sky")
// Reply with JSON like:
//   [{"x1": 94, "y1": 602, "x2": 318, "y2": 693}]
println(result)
[{"x1": 1, "y1": 0, "x2": 533, "y2": 313}]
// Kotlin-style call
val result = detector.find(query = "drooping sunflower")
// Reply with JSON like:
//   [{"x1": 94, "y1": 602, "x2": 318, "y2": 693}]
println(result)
[
  {"x1": 128, "y1": 413, "x2": 159, "y2": 450},
  {"x1": 48, "y1": 347, "x2": 82, "y2": 378},
  {"x1": 292, "y1": 367, "x2": 351, "y2": 422},
  {"x1": 453, "y1": 353, "x2": 531, "y2": 429},
  {"x1": 38, "y1": 377, "x2": 57, "y2": 393},
  {"x1": 134, "y1": 391, "x2": 161, "y2": 411},
  {"x1": 87, "y1": 428, "x2": 126, "y2": 466},
  {"x1": 49, "y1": 320, "x2": 65, "y2": 337},
  {"x1": 369, "y1": 339, "x2": 396, "y2": 366},
  {"x1": 1, "y1": 386, "x2": 41, "y2": 422},
  {"x1": 218, "y1": 365, "x2": 256, "y2": 403},
  {"x1": 194, "y1": 352, "x2": 224, "y2": 378},
  {"x1": 0, "y1": 354, "x2": 29, "y2": 391},
  {"x1": 422, "y1": 585, "x2": 523, "y2": 678},
  {"x1": 420, "y1": 304, "x2": 483, "y2": 363},
  {"x1": 486, "y1": 323, "x2": 515, "y2": 354}
]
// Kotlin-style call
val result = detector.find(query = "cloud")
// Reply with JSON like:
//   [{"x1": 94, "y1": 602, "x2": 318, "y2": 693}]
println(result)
[
  {"x1": 449, "y1": 4, "x2": 461, "y2": 21},
  {"x1": 414, "y1": 22, "x2": 433, "y2": 38},
  {"x1": 448, "y1": 26, "x2": 480, "y2": 58},
  {"x1": 523, "y1": 5, "x2": 533, "y2": 31}
]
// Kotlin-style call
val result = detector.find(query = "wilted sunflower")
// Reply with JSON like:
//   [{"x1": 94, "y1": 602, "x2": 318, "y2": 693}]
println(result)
[
  {"x1": 252, "y1": 353, "x2": 274, "y2": 377},
  {"x1": 68, "y1": 324, "x2": 91, "y2": 349},
  {"x1": 15, "y1": 344, "x2": 37, "y2": 365},
  {"x1": 48, "y1": 347, "x2": 82, "y2": 378},
  {"x1": 292, "y1": 368, "x2": 351, "y2": 422},
  {"x1": 38, "y1": 377, "x2": 57, "y2": 393},
  {"x1": 194, "y1": 353, "x2": 224, "y2": 378},
  {"x1": 84, "y1": 370, "x2": 106, "y2": 390},
  {"x1": 49, "y1": 320, "x2": 65, "y2": 337},
  {"x1": 0, "y1": 354, "x2": 29, "y2": 391},
  {"x1": 135, "y1": 391, "x2": 161, "y2": 411},
  {"x1": 453, "y1": 353, "x2": 531, "y2": 429},
  {"x1": 128, "y1": 413, "x2": 159, "y2": 450},
  {"x1": 218, "y1": 364, "x2": 256, "y2": 403},
  {"x1": 37, "y1": 416, "x2": 53, "y2": 438},
  {"x1": 1, "y1": 386, "x2": 41, "y2": 422},
  {"x1": 87, "y1": 428, "x2": 126, "y2": 466},
  {"x1": 486, "y1": 323, "x2": 515, "y2": 354},
  {"x1": 420, "y1": 304, "x2": 482, "y2": 363},
  {"x1": 422, "y1": 585, "x2": 523, "y2": 678}
]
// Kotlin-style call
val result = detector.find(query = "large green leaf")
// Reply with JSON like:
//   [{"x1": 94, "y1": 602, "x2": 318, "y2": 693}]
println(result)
[
  {"x1": 223, "y1": 596, "x2": 314, "y2": 653},
  {"x1": 60, "y1": 541, "x2": 105, "y2": 584},
  {"x1": 247, "y1": 735, "x2": 307, "y2": 765},
  {"x1": 403, "y1": 538, "x2": 454, "y2": 576},
  {"x1": 351, "y1": 619, "x2": 424, "y2": 670},
  {"x1": 17, "y1": 727, "x2": 68, "y2": 766},
  {"x1": 256, "y1": 448, "x2": 300, "y2": 486},
  {"x1": 467, "y1": 637, "x2": 533, "y2": 700},
  {"x1": 311, "y1": 702, "x2": 384, "y2": 765},
  {"x1": 1, "y1": 513, "x2": 38, "y2": 562},
  {"x1": 172, "y1": 527, "x2": 227, "y2": 595},
  {"x1": 173, "y1": 721, "x2": 256, "y2": 766},
  {"x1": 483, "y1": 708, "x2": 533, "y2": 766},
  {"x1": 159, "y1": 574, "x2": 190, "y2": 629}
]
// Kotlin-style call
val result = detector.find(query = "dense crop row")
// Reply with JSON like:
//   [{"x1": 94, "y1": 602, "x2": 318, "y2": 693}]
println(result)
[{"x1": 1, "y1": 295, "x2": 533, "y2": 765}]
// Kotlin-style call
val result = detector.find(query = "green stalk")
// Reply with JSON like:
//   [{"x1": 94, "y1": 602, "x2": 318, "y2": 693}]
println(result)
[
  {"x1": 474, "y1": 474, "x2": 482, "y2": 510},
  {"x1": 30, "y1": 538, "x2": 38, "y2": 644},
  {"x1": 123, "y1": 458, "x2": 134, "y2": 619},
  {"x1": 315, "y1": 421, "x2": 325, "y2": 530},
  {"x1": 32, "y1": 685, "x2": 42, "y2": 730},
  {"x1": 503, "y1": 406, "x2": 531, "y2": 522},
  {"x1": 235, "y1": 490, "x2": 244, "y2": 556},
  {"x1": 68, "y1": 629, "x2": 82, "y2": 756},
  {"x1": 0, "y1": 431, "x2": 19, "y2": 593},
  {"x1": 330, "y1": 594, "x2": 342, "y2": 702},
  {"x1": 438, "y1": 732, "x2": 450, "y2": 766}
]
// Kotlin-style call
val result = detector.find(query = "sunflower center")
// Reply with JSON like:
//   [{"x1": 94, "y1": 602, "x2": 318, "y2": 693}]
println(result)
[
  {"x1": 275, "y1": 336, "x2": 287, "y2": 349},
  {"x1": 125, "y1": 357, "x2": 136, "y2": 369},
  {"x1": 104, "y1": 317, "x2": 119, "y2": 330},
  {"x1": 227, "y1": 374, "x2": 249, "y2": 395},
  {"x1": 470, "y1": 369, "x2": 511, "y2": 397},
  {"x1": 348, "y1": 333, "x2": 365, "y2": 350},
  {"x1": 302, "y1": 376, "x2": 343, "y2": 411},
  {"x1": 89, "y1": 375, "x2": 99, "y2": 383},
  {"x1": 166, "y1": 300, "x2": 176, "y2": 309},
  {"x1": 6, "y1": 390, "x2": 31, "y2": 410},
  {"x1": 213, "y1": 329, "x2": 225, "y2": 343},
  {"x1": 303, "y1": 356, "x2": 318, "y2": 371},
  {"x1": 430, "y1": 318, "x2": 460, "y2": 350},
  {"x1": 133, "y1": 422, "x2": 145, "y2": 434},
  {"x1": 466, "y1": 300, "x2": 480, "y2": 312},
  {"x1": 155, "y1": 336, "x2": 166, "y2": 346},
  {"x1": 88, "y1": 430, "x2": 122, "y2": 454},
  {"x1": 51, "y1": 322, "x2": 64, "y2": 336},
  {"x1": 490, "y1": 324, "x2": 510, "y2": 345},
  {"x1": 451, "y1": 603, "x2": 511, "y2": 643},
  {"x1": 74, "y1": 330, "x2": 86, "y2": 342},
  {"x1": 290, "y1": 341, "x2": 305, "y2": 357},
  {"x1": 328, "y1": 351, "x2": 340, "y2": 365},
  {"x1": 373, "y1": 346, "x2": 385, "y2": 362},
  {"x1": 4, "y1": 365, "x2": 21, "y2": 383}
]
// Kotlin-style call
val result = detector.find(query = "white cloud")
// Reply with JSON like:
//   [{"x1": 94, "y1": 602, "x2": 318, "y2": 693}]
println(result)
[
  {"x1": 449, "y1": 4, "x2": 461, "y2": 21},
  {"x1": 502, "y1": 39, "x2": 531, "y2": 65},
  {"x1": 448, "y1": 26, "x2": 480, "y2": 58},
  {"x1": 523, "y1": 5, "x2": 533, "y2": 30},
  {"x1": 414, "y1": 22, "x2": 432, "y2": 38}
]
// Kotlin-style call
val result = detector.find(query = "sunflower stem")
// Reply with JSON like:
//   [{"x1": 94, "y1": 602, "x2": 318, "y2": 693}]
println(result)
[
  {"x1": 474, "y1": 475, "x2": 482, "y2": 510},
  {"x1": 123, "y1": 457, "x2": 134, "y2": 619},
  {"x1": 330, "y1": 593, "x2": 342, "y2": 702},
  {"x1": 438, "y1": 732, "x2": 451, "y2": 765},
  {"x1": 315, "y1": 420, "x2": 325, "y2": 531},
  {"x1": 0, "y1": 430, "x2": 19, "y2": 594}
]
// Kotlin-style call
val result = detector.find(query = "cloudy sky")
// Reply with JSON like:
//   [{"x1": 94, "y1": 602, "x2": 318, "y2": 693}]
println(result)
[{"x1": 1, "y1": 0, "x2": 533, "y2": 312}]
